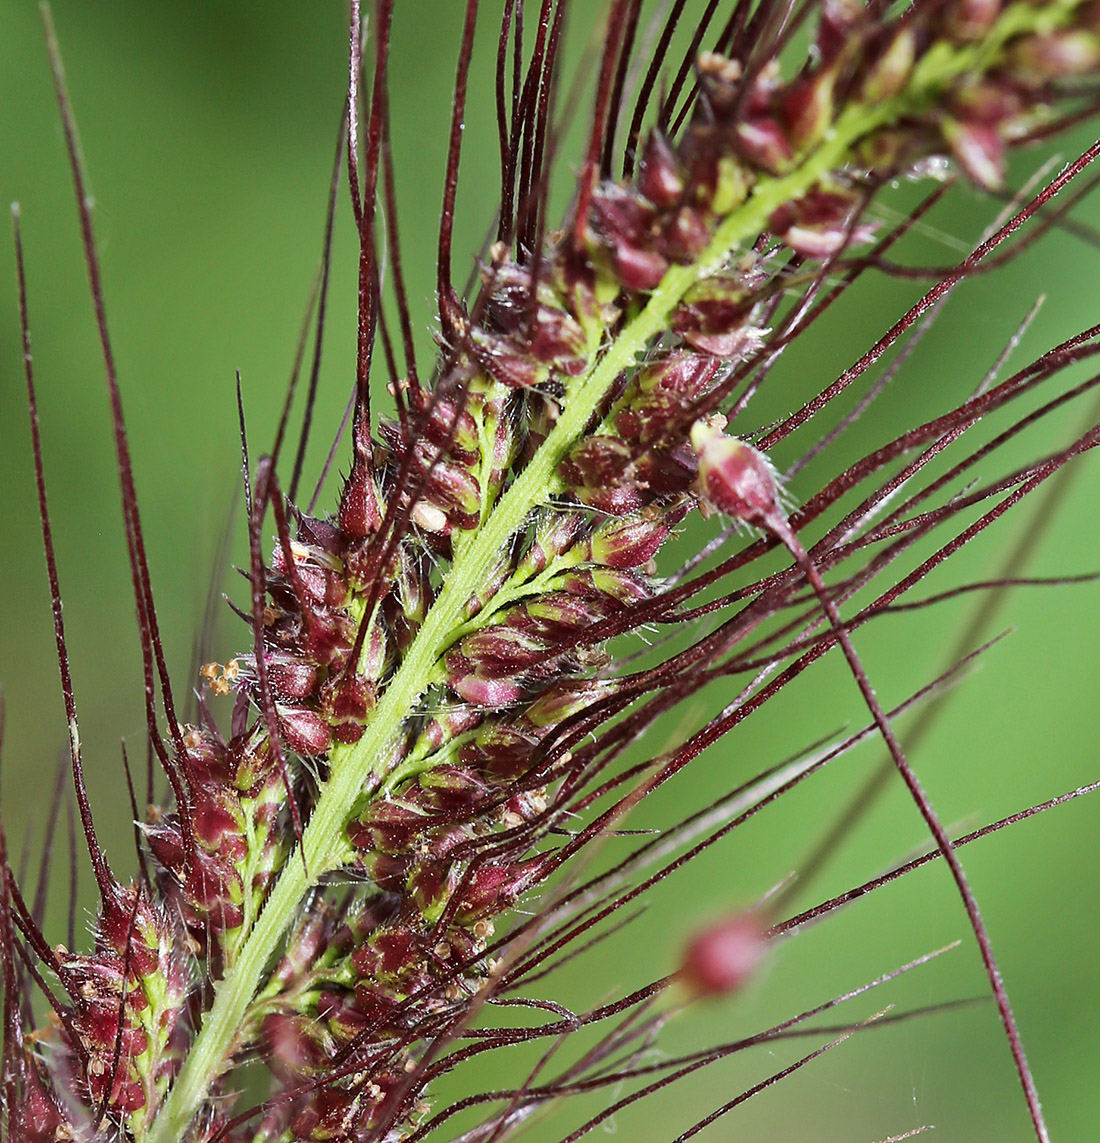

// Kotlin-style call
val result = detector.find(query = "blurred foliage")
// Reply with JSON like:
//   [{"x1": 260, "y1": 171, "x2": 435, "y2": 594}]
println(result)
[{"x1": 1, "y1": 2, "x2": 1098, "y2": 1139}]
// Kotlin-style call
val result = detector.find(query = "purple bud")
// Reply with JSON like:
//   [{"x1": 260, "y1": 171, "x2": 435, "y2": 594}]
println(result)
[
  {"x1": 411, "y1": 390, "x2": 481, "y2": 459},
  {"x1": 862, "y1": 27, "x2": 916, "y2": 101},
  {"x1": 612, "y1": 242, "x2": 671, "y2": 292},
  {"x1": 527, "y1": 304, "x2": 589, "y2": 375},
  {"x1": 338, "y1": 419, "x2": 382, "y2": 541},
  {"x1": 454, "y1": 624, "x2": 546, "y2": 676},
  {"x1": 636, "y1": 351, "x2": 720, "y2": 398},
  {"x1": 467, "y1": 722, "x2": 539, "y2": 780},
  {"x1": 559, "y1": 436, "x2": 647, "y2": 516},
  {"x1": 943, "y1": 118, "x2": 1004, "y2": 190},
  {"x1": 734, "y1": 118, "x2": 792, "y2": 174},
  {"x1": 278, "y1": 705, "x2": 333, "y2": 756},
  {"x1": 471, "y1": 327, "x2": 550, "y2": 387},
  {"x1": 272, "y1": 910, "x2": 335, "y2": 988},
  {"x1": 517, "y1": 512, "x2": 586, "y2": 577},
  {"x1": 660, "y1": 204, "x2": 713, "y2": 260},
  {"x1": 450, "y1": 665, "x2": 528, "y2": 708},
  {"x1": 349, "y1": 798, "x2": 428, "y2": 855},
  {"x1": 419, "y1": 765, "x2": 490, "y2": 811},
  {"x1": 953, "y1": 78, "x2": 1025, "y2": 127},
  {"x1": 320, "y1": 987, "x2": 376, "y2": 1042},
  {"x1": 589, "y1": 185, "x2": 670, "y2": 290},
  {"x1": 464, "y1": 549, "x2": 516, "y2": 618},
  {"x1": 415, "y1": 706, "x2": 483, "y2": 754},
  {"x1": 770, "y1": 188, "x2": 876, "y2": 258},
  {"x1": 389, "y1": 552, "x2": 432, "y2": 649},
  {"x1": 454, "y1": 858, "x2": 546, "y2": 924},
  {"x1": 672, "y1": 274, "x2": 765, "y2": 357},
  {"x1": 525, "y1": 592, "x2": 606, "y2": 633},
  {"x1": 588, "y1": 566, "x2": 653, "y2": 603},
  {"x1": 353, "y1": 850, "x2": 411, "y2": 892},
  {"x1": 680, "y1": 912, "x2": 766, "y2": 996},
  {"x1": 782, "y1": 67, "x2": 836, "y2": 151},
  {"x1": 637, "y1": 131, "x2": 684, "y2": 208},
  {"x1": 690, "y1": 421, "x2": 781, "y2": 527},
  {"x1": 589, "y1": 512, "x2": 672, "y2": 569},
  {"x1": 816, "y1": 0, "x2": 864, "y2": 61},
  {"x1": 9, "y1": 1057, "x2": 70, "y2": 1143},
  {"x1": 268, "y1": 657, "x2": 324, "y2": 701},
  {"x1": 352, "y1": 927, "x2": 423, "y2": 983},
  {"x1": 263, "y1": 1012, "x2": 333, "y2": 1079},
  {"x1": 296, "y1": 609, "x2": 356, "y2": 669},
  {"x1": 320, "y1": 672, "x2": 376, "y2": 744},
  {"x1": 189, "y1": 789, "x2": 246, "y2": 854},
  {"x1": 408, "y1": 858, "x2": 462, "y2": 918},
  {"x1": 523, "y1": 679, "x2": 617, "y2": 729},
  {"x1": 421, "y1": 455, "x2": 483, "y2": 519}
]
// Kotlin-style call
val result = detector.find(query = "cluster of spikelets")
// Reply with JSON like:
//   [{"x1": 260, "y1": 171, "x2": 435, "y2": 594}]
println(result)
[{"x1": 5, "y1": 2, "x2": 1100, "y2": 1142}]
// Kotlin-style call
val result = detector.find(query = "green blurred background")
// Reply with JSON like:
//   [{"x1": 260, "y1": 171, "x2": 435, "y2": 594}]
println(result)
[{"x1": 2, "y1": 2, "x2": 1099, "y2": 1139}]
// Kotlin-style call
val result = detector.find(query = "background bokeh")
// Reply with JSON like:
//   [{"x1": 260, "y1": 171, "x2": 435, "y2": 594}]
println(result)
[{"x1": 1, "y1": 2, "x2": 1099, "y2": 1139}]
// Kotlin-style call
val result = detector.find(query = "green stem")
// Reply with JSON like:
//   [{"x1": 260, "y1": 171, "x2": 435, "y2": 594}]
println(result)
[{"x1": 149, "y1": 7, "x2": 1069, "y2": 1132}]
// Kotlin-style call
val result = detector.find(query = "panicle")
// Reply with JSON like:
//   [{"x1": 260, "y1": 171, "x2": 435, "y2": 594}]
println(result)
[{"x1": 8, "y1": 2, "x2": 1100, "y2": 1142}]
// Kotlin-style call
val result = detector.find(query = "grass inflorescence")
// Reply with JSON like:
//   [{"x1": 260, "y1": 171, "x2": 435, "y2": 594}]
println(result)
[{"x1": 4, "y1": 2, "x2": 1100, "y2": 1141}]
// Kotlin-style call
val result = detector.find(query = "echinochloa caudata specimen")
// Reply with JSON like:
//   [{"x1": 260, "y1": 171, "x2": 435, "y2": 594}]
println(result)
[{"x1": 3, "y1": 4, "x2": 1100, "y2": 1142}]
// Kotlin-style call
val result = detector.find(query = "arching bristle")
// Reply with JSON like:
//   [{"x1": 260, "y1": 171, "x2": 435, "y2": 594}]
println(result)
[
  {"x1": 437, "y1": 0, "x2": 483, "y2": 335},
  {"x1": 13, "y1": 204, "x2": 112, "y2": 902},
  {"x1": 40, "y1": 6, "x2": 199, "y2": 874},
  {"x1": 288, "y1": 106, "x2": 348, "y2": 505}
]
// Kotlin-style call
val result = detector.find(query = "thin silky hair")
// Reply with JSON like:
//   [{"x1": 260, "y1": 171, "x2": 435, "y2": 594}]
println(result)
[{"x1": 3, "y1": 3, "x2": 1100, "y2": 1142}]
